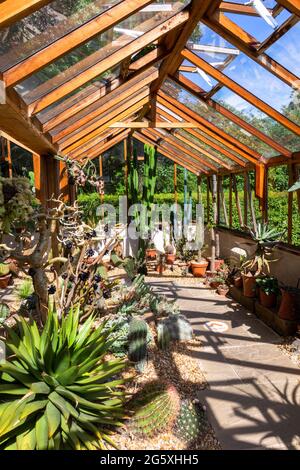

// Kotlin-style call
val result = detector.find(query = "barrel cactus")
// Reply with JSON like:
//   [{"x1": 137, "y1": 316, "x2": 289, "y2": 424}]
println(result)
[
  {"x1": 128, "y1": 382, "x2": 180, "y2": 437},
  {"x1": 0, "y1": 264, "x2": 10, "y2": 277},
  {"x1": 128, "y1": 317, "x2": 148, "y2": 373},
  {"x1": 175, "y1": 399, "x2": 204, "y2": 444}
]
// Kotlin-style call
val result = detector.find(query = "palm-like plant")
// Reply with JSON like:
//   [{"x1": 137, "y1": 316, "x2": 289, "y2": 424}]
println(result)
[
  {"x1": 0, "y1": 307, "x2": 127, "y2": 450},
  {"x1": 243, "y1": 222, "x2": 284, "y2": 274}
]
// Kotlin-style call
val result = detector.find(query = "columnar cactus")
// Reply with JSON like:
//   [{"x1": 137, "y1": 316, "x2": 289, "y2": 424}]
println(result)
[
  {"x1": 129, "y1": 382, "x2": 180, "y2": 437},
  {"x1": 175, "y1": 399, "x2": 204, "y2": 443},
  {"x1": 128, "y1": 316, "x2": 148, "y2": 372},
  {"x1": 157, "y1": 322, "x2": 171, "y2": 350}
]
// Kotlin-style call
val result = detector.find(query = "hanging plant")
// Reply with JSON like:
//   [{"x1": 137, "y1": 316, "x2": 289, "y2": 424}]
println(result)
[{"x1": 0, "y1": 177, "x2": 35, "y2": 234}]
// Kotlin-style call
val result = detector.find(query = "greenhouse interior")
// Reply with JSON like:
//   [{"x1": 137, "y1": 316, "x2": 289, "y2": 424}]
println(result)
[{"x1": 0, "y1": 0, "x2": 300, "y2": 453}]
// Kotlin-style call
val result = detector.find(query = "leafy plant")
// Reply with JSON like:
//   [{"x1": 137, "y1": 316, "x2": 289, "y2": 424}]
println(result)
[
  {"x1": 0, "y1": 263, "x2": 10, "y2": 277},
  {"x1": 128, "y1": 382, "x2": 180, "y2": 437},
  {"x1": 256, "y1": 276, "x2": 279, "y2": 296},
  {"x1": 0, "y1": 307, "x2": 127, "y2": 450},
  {"x1": 243, "y1": 222, "x2": 284, "y2": 274},
  {"x1": 17, "y1": 279, "x2": 34, "y2": 301}
]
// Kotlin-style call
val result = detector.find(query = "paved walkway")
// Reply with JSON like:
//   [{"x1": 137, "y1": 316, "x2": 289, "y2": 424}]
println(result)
[{"x1": 148, "y1": 277, "x2": 300, "y2": 450}]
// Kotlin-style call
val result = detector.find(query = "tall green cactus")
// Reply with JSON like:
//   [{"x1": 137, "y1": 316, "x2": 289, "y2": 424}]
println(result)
[
  {"x1": 128, "y1": 148, "x2": 139, "y2": 208},
  {"x1": 128, "y1": 316, "x2": 148, "y2": 373}
]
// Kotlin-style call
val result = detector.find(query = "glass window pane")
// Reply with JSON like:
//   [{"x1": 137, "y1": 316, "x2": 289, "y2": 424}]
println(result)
[{"x1": 267, "y1": 22, "x2": 300, "y2": 77}]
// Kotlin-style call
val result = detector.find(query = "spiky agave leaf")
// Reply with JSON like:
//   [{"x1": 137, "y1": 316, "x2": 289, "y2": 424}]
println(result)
[{"x1": 0, "y1": 307, "x2": 128, "y2": 450}]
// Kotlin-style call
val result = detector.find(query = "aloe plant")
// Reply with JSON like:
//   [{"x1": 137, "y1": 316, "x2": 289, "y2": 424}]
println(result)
[{"x1": 0, "y1": 307, "x2": 127, "y2": 450}]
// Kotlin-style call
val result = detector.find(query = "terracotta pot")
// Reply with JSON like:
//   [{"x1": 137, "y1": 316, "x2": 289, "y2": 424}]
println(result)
[
  {"x1": 0, "y1": 274, "x2": 12, "y2": 289},
  {"x1": 156, "y1": 263, "x2": 165, "y2": 274},
  {"x1": 259, "y1": 288, "x2": 277, "y2": 308},
  {"x1": 233, "y1": 276, "x2": 243, "y2": 289},
  {"x1": 165, "y1": 254, "x2": 176, "y2": 265},
  {"x1": 210, "y1": 280, "x2": 222, "y2": 289},
  {"x1": 217, "y1": 285, "x2": 229, "y2": 296},
  {"x1": 6, "y1": 258, "x2": 19, "y2": 276},
  {"x1": 278, "y1": 289, "x2": 297, "y2": 321},
  {"x1": 146, "y1": 248, "x2": 157, "y2": 260},
  {"x1": 208, "y1": 258, "x2": 225, "y2": 272},
  {"x1": 242, "y1": 273, "x2": 257, "y2": 298},
  {"x1": 191, "y1": 260, "x2": 209, "y2": 278}
]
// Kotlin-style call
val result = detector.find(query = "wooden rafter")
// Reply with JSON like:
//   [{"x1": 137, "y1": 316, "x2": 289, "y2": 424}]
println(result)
[
  {"x1": 0, "y1": 0, "x2": 52, "y2": 29},
  {"x1": 134, "y1": 131, "x2": 200, "y2": 175},
  {"x1": 276, "y1": 0, "x2": 300, "y2": 16},
  {"x1": 77, "y1": 130, "x2": 130, "y2": 163},
  {"x1": 50, "y1": 68, "x2": 159, "y2": 143},
  {"x1": 68, "y1": 128, "x2": 123, "y2": 160},
  {"x1": 258, "y1": 14, "x2": 299, "y2": 53},
  {"x1": 2, "y1": 0, "x2": 154, "y2": 87},
  {"x1": 205, "y1": 13, "x2": 300, "y2": 90},
  {"x1": 157, "y1": 91, "x2": 260, "y2": 163},
  {"x1": 27, "y1": 9, "x2": 189, "y2": 115},
  {"x1": 182, "y1": 48, "x2": 300, "y2": 136},
  {"x1": 219, "y1": 2, "x2": 272, "y2": 16},
  {"x1": 109, "y1": 121, "x2": 199, "y2": 128},
  {"x1": 172, "y1": 72, "x2": 292, "y2": 158},
  {"x1": 156, "y1": 106, "x2": 247, "y2": 168},
  {"x1": 151, "y1": 0, "x2": 212, "y2": 93}
]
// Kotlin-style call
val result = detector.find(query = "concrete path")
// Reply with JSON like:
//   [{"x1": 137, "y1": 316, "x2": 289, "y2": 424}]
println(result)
[{"x1": 148, "y1": 277, "x2": 300, "y2": 450}]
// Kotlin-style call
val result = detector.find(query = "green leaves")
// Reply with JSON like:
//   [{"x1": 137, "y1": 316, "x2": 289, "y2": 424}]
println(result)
[{"x1": 0, "y1": 308, "x2": 127, "y2": 450}]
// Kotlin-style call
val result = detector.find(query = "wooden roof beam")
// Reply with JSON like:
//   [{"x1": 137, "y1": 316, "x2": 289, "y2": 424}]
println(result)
[
  {"x1": 27, "y1": 9, "x2": 189, "y2": 115},
  {"x1": 151, "y1": 0, "x2": 212, "y2": 93},
  {"x1": 2, "y1": 0, "x2": 155, "y2": 87},
  {"x1": 219, "y1": 2, "x2": 272, "y2": 16},
  {"x1": 205, "y1": 13, "x2": 300, "y2": 90},
  {"x1": 276, "y1": 0, "x2": 300, "y2": 16},
  {"x1": 0, "y1": 0, "x2": 52, "y2": 29},
  {"x1": 157, "y1": 91, "x2": 260, "y2": 163},
  {"x1": 77, "y1": 130, "x2": 130, "y2": 163},
  {"x1": 156, "y1": 105, "x2": 247, "y2": 168},
  {"x1": 172, "y1": 72, "x2": 291, "y2": 157},
  {"x1": 182, "y1": 47, "x2": 300, "y2": 136}
]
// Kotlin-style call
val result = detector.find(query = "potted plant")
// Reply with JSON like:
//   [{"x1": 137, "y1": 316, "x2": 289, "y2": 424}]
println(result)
[
  {"x1": 256, "y1": 276, "x2": 279, "y2": 308},
  {"x1": 217, "y1": 283, "x2": 229, "y2": 296},
  {"x1": 191, "y1": 244, "x2": 209, "y2": 278},
  {"x1": 210, "y1": 275, "x2": 225, "y2": 290},
  {"x1": 0, "y1": 263, "x2": 12, "y2": 289},
  {"x1": 165, "y1": 244, "x2": 176, "y2": 265},
  {"x1": 146, "y1": 242, "x2": 157, "y2": 260},
  {"x1": 278, "y1": 285, "x2": 299, "y2": 321},
  {"x1": 242, "y1": 223, "x2": 283, "y2": 298}
]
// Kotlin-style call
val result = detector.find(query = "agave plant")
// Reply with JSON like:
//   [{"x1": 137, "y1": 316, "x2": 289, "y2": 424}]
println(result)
[
  {"x1": 243, "y1": 222, "x2": 284, "y2": 274},
  {"x1": 0, "y1": 307, "x2": 128, "y2": 450}
]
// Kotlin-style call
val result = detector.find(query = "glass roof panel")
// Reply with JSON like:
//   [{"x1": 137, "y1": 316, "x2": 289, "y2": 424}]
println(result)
[
  {"x1": 0, "y1": 0, "x2": 122, "y2": 72},
  {"x1": 15, "y1": 1, "x2": 189, "y2": 104},
  {"x1": 221, "y1": 51, "x2": 300, "y2": 125},
  {"x1": 223, "y1": 8, "x2": 291, "y2": 43},
  {"x1": 213, "y1": 86, "x2": 299, "y2": 153},
  {"x1": 162, "y1": 78, "x2": 276, "y2": 157},
  {"x1": 267, "y1": 21, "x2": 300, "y2": 77}
]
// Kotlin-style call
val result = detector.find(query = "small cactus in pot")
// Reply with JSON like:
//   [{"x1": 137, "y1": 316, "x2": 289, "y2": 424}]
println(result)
[{"x1": 0, "y1": 263, "x2": 11, "y2": 289}]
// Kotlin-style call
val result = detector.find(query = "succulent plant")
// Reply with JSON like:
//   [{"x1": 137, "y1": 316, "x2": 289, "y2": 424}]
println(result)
[
  {"x1": 128, "y1": 317, "x2": 148, "y2": 373},
  {"x1": 128, "y1": 382, "x2": 180, "y2": 437},
  {"x1": 157, "y1": 314, "x2": 193, "y2": 343},
  {"x1": 157, "y1": 322, "x2": 171, "y2": 350},
  {"x1": 175, "y1": 399, "x2": 204, "y2": 444},
  {"x1": 0, "y1": 263, "x2": 10, "y2": 277},
  {"x1": 0, "y1": 303, "x2": 9, "y2": 325}
]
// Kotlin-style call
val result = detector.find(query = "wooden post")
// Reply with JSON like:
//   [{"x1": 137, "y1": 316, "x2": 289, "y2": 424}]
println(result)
[
  {"x1": 229, "y1": 173, "x2": 233, "y2": 228},
  {"x1": 217, "y1": 175, "x2": 221, "y2": 225},
  {"x1": 233, "y1": 174, "x2": 243, "y2": 227},
  {"x1": 7, "y1": 139, "x2": 12, "y2": 178},
  {"x1": 220, "y1": 176, "x2": 229, "y2": 227},
  {"x1": 243, "y1": 172, "x2": 248, "y2": 227},
  {"x1": 206, "y1": 176, "x2": 210, "y2": 223},
  {"x1": 174, "y1": 163, "x2": 178, "y2": 204},
  {"x1": 245, "y1": 172, "x2": 257, "y2": 232},
  {"x1": 211, "y1": 174, "x2": 217, "y2": 271},
  {"x1": 288, "y1": 164, "x2": 294, "y2": 244},
  {"x1": 124, "y1": 138, "x2": 128, "y2": 197}
]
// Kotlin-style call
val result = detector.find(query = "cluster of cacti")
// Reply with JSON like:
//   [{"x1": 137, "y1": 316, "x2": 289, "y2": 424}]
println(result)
[
  {"x1": 0, "y1": 263, "x2": 10, "y2": 277},
  {"x1": 0, "y1": 303, "x2": 9, "y2": 325},
  {"x1": 157, "y1": 314, "x2": 193, "y2": 348},
  {"x1": 128, "y1": 316, "x2": 149, "y2": 373},
  {"x1": 128, "y1": 382, "x2": 180, "y2": 437},
  {"x1": 175, "y1": 399, "x2": 204, "y2": 444},
  {"x1": 0, "y1": 177, "x2": 34, "y2": 233}
]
